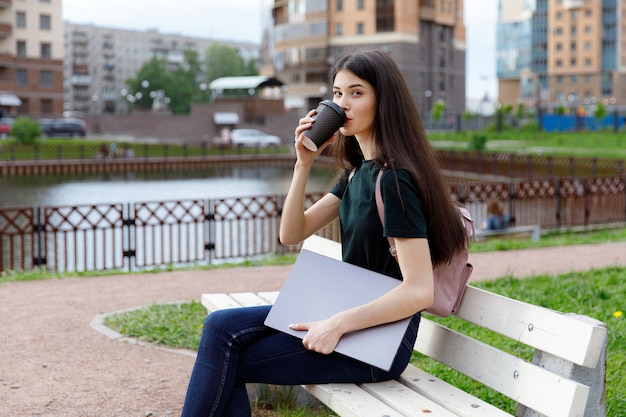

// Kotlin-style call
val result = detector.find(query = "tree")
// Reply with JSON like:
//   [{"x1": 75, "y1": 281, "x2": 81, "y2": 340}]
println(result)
[
  {"x1": 125, "y1": 57, "x2": 171, "y2": 110},
  {"x1": 125, "y1": 44, "x2": 258, "y2": 114},
  {"x1": 431, "y1": 101, "x2": 446, "y2": 127},
  {"x1": 594, "y1": 103, "x2": 607, "y2": 123},
  {"x1": 204, "y1": 43, "x2": 258, "y2": 86}
]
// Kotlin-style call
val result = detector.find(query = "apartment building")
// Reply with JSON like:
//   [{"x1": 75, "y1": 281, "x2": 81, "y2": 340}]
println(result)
[
  {"x1": 0, "y1": 0, "x2": 64, "y2": 118},
  {"x1": 498, "y1": 0, "x2": 626, "y2": 112},
  {"x1": 64, "y1": 23, "x2": 260, "y2": 115},
  {"x1": 271, "y1": 0, "x2": 466, "y2": 115}
]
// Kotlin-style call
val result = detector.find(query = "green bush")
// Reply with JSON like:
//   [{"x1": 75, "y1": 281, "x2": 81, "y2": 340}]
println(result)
[
  {"x1": 519, "y1": 121, "x2": 540, "y2": 132},
  {"x1": 11, "y1": 117, "x2": 41, "y2": 144},
  {"x1": 469, "y1": 132, "x2": 487, "y2": 150}
]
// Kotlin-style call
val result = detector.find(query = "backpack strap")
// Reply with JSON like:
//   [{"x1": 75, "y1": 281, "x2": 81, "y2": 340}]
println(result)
[{"x1": 374, "y1": 168, "x2": 398, "y2": 259}]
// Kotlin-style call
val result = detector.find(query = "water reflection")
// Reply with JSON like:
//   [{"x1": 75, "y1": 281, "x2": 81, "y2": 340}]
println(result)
[{"x1": 0, "y1": 166, "x2": 336, "y2": 207}]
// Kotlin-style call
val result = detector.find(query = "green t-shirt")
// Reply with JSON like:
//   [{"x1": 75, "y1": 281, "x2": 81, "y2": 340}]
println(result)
[{"x1": 330, "y1": 159, "x2": 427, "y2": 280}]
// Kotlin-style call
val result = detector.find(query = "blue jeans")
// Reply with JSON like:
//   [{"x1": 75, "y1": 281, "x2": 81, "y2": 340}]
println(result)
[{"x1": 181, "y1": 305, "x2": 421, "y2": 417}]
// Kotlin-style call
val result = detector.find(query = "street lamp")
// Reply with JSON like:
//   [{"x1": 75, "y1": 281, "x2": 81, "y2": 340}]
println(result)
[
  {"x1": 199, "y1": 82, "x2": 207, "y2": 102},
  {"x1": 423, "y1": 90, "x2": 432, "y2": 122}
]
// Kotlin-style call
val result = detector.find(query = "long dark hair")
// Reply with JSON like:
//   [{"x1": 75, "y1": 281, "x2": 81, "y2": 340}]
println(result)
[{"x1": 330, "y1": 50, "x2": 466, "y2": 264}]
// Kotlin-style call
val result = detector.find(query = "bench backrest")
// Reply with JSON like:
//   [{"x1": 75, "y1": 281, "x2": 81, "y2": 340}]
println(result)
[{"x1": 302, "y1": 235, "x2": 607, "y2": 417}]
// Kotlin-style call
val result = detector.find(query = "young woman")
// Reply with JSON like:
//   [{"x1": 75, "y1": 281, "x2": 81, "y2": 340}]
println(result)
[{"x1": 181, "y1": 50, "x2": 467, "y2": 416}]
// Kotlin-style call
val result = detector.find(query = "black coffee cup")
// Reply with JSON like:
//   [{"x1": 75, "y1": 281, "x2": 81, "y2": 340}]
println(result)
[{"x1": 302, "y1": 100, "x2": 346, "y2": 151}]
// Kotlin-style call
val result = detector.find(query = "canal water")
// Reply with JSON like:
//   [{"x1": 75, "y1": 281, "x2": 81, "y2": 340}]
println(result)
[{"x1": 0, "y1": 166, "x2": 337, "y2": 208}]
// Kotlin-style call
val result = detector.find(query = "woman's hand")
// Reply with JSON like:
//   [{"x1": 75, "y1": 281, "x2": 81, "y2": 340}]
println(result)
[
  {"x1": 289, "y1": 317, "x2": 343, "y2": 355},
  {"x1": 293, "y1": 109, "x2": 337, "y2": 166}
]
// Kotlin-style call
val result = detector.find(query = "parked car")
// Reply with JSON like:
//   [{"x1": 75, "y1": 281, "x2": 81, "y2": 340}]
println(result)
[
  {"x1": 229, "y1": 129, "x2": 281, "y2": 148},
  {"x1": 0, "y1": 117, "x2": 14, "y2": 139},
  {"x1": 41, "y1": 118, "x2": 87, "y2": 138}
]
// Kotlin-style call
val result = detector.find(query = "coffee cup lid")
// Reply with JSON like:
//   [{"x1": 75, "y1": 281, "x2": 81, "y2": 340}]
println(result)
[{"x1": 320, "y1": 100, "x2": 346, "y2": 119}]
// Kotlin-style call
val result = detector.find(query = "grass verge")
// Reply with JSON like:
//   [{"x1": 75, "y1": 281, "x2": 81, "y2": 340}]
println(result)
[{"x1": 2, "y1": 227, "x2": 625, "y2": 284}]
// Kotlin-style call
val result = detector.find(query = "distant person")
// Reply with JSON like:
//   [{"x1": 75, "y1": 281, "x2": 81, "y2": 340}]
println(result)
[
  {"x1": 220, "y1": 127, "x2": 231, "y2": 147},
  {"x1": 482, "y1": 199, "x2": 510, "y2": 230}
]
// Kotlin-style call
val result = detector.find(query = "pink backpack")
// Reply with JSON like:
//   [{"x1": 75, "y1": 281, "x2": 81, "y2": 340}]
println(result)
[{"x1": 374, "y1": 169, "x2": 475, "y2": 317}]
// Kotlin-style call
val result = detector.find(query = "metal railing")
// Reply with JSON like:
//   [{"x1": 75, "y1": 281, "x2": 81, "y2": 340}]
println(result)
[{"x1": 2, "y1": 173, "x2": 625, "y2": 274}]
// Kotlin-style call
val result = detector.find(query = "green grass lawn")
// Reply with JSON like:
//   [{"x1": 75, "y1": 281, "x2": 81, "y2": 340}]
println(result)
[
  {"x1": 2, "y1": 129, "x2": 626, "y2": 160},
  {"x1": 0, "y1": 138, "x2": 292, "y2": 161},
  {"x1": 429, "y1": 130, "x2": 626, "y2": 159}
]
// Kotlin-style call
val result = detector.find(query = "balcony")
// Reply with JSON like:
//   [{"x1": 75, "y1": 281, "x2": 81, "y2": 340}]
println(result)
[
  {"x1": 71, "y1": 75, "x2": 91, "y2": 86},
  {"x1": 564, "y1": 0, "x2": 584, "y2": 9},
  {"x1": 0, "y1": 51, "x2": 13, "y2": 67},
  {"x1": 0, "y1": 22, "x2": 12, "y2": 38}
]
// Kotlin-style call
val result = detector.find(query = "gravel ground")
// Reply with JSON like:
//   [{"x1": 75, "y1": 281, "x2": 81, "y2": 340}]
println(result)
[{"x1": 1, "y1": 242, "x2": 625, "y2": 417}]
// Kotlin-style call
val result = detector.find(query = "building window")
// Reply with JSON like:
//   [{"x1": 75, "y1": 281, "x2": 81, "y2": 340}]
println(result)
[
  {"x1": 40, "y1": 0, "x2": 51, "y2": 2},
  {"x1": 557, "y1": 75, "x2": 564, "y2": 84},
  {"x1": 40, "y1": 99, "x2": 52, "y2": 114},
  {"x1": 356, "y1": 22, "x2": 364, "y2": 34},
  {"x1": 40, "y1": 70, "x2": 53, "y2": 87},
  {"x1": 39, "y1": 14, "x2": 51, "y2": 30},
  {"x1": 16, "y1": 12, "x2": 26, "y2": 28},
  {"x1": 570, "y1": 58, "x2": 577, "y2": 66},
  {"x1": 335, "y1": 23, "x2": 343, "y2": 36},
  {"x1": 16, "y1": 69, "x2": 27, "y2": 86},
  {"x1": 376, "y1": 0, "x2": 395, "y2": 32},
  {"x1": 336, "y1": 0, "x2": 342, "y2": 12},
  {"x1": 571, "y1": 75, "x2": 578, "y2": 83},
  {"x1": 585, "y1": 58, "x2": 592, "y2": 66},
  {"x1": 556, "y1": 43, "x2": 562, "y2": 51},
  {"x1": 40, "y1": 42, "x2": 51, "y2": 59},
  {"x1": 357, "y1": 0, "x2": 364, "y2": 10},
  {"x1": 16, "y1": 41, "x2": 26, "y2": 58},
  {"x1": 556, "y1": 59, "x2": 563, "y2": 67}
]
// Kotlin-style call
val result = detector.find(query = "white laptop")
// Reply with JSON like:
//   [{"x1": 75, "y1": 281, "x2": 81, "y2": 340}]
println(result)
[{"x1": 264, "y1": 247, "x2": 412, "y2": 371}]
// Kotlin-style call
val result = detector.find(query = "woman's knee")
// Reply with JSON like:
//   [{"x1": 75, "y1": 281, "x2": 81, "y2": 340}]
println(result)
[{"x1": 202, "y1": 305, "x2": 271, "y2": 337}]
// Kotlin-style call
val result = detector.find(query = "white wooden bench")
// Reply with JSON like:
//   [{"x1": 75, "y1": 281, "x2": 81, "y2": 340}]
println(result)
[
  {"x1": 475, "y1": 225, "x2": 541, "y2": 242},
  {"x1": 201, "y1": 236, "x2": 607, "y2": 417}
]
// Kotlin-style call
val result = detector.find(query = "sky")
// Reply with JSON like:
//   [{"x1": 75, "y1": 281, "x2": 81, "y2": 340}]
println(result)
[{"x1": 62, "y1": 0, "x2": 498, "y2": 106}]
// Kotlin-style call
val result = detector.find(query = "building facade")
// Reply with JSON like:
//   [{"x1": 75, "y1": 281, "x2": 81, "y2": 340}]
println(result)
[
  {"x1": 498, "y1": 0, "x2": 626, "y2": 113},
  {"x1": 270, "y1": 0, "x2": 466, "y2": 116},
  {"x1": 0, "y1": 0, "x2": 64, "y2": 118},
  {"x1": 64, "y1": 23, "x2": 260, "y2": 115}
]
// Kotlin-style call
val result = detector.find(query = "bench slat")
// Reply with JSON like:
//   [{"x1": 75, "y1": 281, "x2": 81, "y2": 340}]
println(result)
[
  {"x1": 398, "y1": 365, "x2": 510, "y2": 417},
  {"x1": 360, "y1": 379, "x2": 463, "y2": 416},
  {"x1": 474, "y1": 225, "x2": 540, "y2": 242},
  {"x1": 302, "y1": 234, "x2": 342, "y2": 259},
  {"x1": 454, "y1": 286, "x2": 607, "y2": 368},
  {"x1": 304, "y1": 383, "x2": 406, "y2": 417},
  {"x1": 415, "y1": 319, "x2": 590, "y2": 417},
  {"x1": 201, "y1": 293, "x2": 242, "y2": 310},
  {"x1": 230, "y1": 292, "x2": 271, "y2": 307},
  {"x1": 258, "y1": 291, "x2": 279, "y2": 304}
]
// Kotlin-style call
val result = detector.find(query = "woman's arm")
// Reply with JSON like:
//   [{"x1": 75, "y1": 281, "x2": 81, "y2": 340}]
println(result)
[
  {"x1": 291, "y1": 237, "x2": 434, "y2": 354},
  {"x1": 280, "y1": 180, "x2": 340, "y2": 246},
  {"x1": 279, "y1": 110, "x2": 341, "y2": 246}
]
